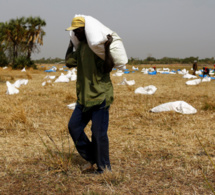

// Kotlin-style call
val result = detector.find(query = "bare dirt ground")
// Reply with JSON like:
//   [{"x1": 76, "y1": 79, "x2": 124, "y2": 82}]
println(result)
[{"x1": 0, "y1": 64, "x2": 215, "y2": 194}]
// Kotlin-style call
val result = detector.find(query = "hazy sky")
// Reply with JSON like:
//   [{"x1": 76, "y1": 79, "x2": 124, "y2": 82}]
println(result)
[{"x1": 1, "y1": 0, "x2": 215, "y2": 60}]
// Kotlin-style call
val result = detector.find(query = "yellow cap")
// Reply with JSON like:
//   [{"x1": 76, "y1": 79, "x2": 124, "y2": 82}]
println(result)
[{"x1": 66, "y1": 16, "x2": 85, "y2": 31}]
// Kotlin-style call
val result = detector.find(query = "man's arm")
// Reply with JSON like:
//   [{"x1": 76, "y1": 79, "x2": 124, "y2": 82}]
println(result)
[
  {"x1": 65, "y1": 41, "x2": 77, "y2": 68},
  {"x1": 104, "y1": 34, "x2": 115, "y2": 73}
]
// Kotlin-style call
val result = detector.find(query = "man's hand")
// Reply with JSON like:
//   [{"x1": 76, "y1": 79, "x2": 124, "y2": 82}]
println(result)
[
  {"x1": 104, "y1": 34, "x2": 114, "y2": 73},
  {"x1": 65, "y1": 40, "x2": 75, "y2": 68},
  {"x1": 105, "y1": 34, "x2": 113, "y2": 49},
  {"x1": 68, "y1": 40, "x2": 74, "y2": 48}
]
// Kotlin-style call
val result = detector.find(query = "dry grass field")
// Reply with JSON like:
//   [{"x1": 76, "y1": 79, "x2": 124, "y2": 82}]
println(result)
[{"x1": 0, "y1": 64, "x2": 215, "y2": 194}]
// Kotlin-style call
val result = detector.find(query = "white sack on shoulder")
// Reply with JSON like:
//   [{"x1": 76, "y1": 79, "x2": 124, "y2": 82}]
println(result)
[
  {"x1": 70, "y1": 15, "x2": 128, "y2": 70},
  {"x1": 135, "y1": 85, "x2": 157, "y2": 95},
  {"x1": 186, "y1": 79, "x2": 201, "y2": 85},
  {"x1": 150, "y1": 101, "x2": 197, "y2": 114}
]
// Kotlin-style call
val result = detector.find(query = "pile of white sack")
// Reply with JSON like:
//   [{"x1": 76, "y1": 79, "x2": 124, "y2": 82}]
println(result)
[
  {"x1": 69, "y1": 14, "x2": 128, "y2": 70},
  {"x1": 42, "y1": 68, "x2": 77, "y2": 86}
]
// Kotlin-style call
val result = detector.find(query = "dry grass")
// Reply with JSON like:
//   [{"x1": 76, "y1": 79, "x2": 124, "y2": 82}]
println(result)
[{"x1": 0, "y1": 64, "x2": 215, "y2": 194}]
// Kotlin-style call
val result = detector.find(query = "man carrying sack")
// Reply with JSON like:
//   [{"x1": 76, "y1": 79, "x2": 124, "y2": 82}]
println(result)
[{"x1": 65, "y1": 16, "x2": 114, "y2": 174}]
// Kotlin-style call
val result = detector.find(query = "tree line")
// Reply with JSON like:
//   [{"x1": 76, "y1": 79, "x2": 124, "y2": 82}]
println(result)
[
  {"x1": 34, "y1": 56, "x2": 215, "y2": 65},
  {"x1": 0, "y1": 16, "x2": 46, "y2": 69},
  {"x1": 128, "y1": 56, "x2": 215, "y2": 65}
]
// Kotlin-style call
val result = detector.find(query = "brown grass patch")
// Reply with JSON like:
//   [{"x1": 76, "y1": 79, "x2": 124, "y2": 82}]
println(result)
[{"x1": 0, "y1": 64, "x2": 215, "y2": 194}]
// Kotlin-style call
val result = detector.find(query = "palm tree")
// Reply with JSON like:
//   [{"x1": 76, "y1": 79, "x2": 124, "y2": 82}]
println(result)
[
  {"x1": 1, "y1": 17, "x2": 26, "y2": 63},
  {"x1": 0, "y1": 23, "x2": 8, "y2": 66},
  {"x1": 25, "y1": 16, "x2": 46, "y2": 60}
]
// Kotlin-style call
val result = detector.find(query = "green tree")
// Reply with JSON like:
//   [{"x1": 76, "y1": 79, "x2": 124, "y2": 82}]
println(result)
[
  {"x1": 25, "y1": 16, "x2": 46, "y2": 60},
  {"x1": 1, "y1": 17, "x2": 26, "y2": 63}
]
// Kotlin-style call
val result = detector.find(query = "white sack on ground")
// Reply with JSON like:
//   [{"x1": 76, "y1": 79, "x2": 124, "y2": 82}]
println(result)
[
  {"x1": 195, "y1": 70, "x2": 202, "y2": 75},
  {"x1": 42, "y1": 80, "x2": 53, "y2": 86},
  {"x1": 112, "y1": 70, "x2": 124, "y2": 76},
  {"x1": 70, "y1": 15, "x2": 128, "y2": 70},
  {"x1": 66, "y1": 69, "x2": 77, "y2": 81},
  {"x1": 150, "y1": 101, "x2": 197, "y2": 114},
  {"x1": 132, "y1": 66, "x2": 139, "y2": 71},
  {"x1": 141, "y1": 68, "x2": 149, "y2": 74},
  {"x1": 209, "y1": 70, "x2": 214, "y2": 75},
  {"x1": 163, "y1": 68, "x2": 170, "y2": 72},
  {"x1": 42, "y1": 81, "x2": 46, "y2": 86},
  {"x1": 55, "y1": 73, "x2": 70, "y2": 83},
  {"x1": 183, "y1": 74, "x2": 197, "y2": 79},
  {"x1": 14, "y1": 79, "x2": 28, "y2": 88},
  {"x1": 6, "y1": 81, "x2": 19, "y2": 95},
  {"x1": 67, "y1": 103, "x2": 77, "y2": 110},
  {"x1": 202, "y1": 77, "x2": 211, "y2": 82},
  {"x1": 186, "y1": 79, "x2": 201, "y2": 85},
  {"x1": 178, "y1": 69, "x2": 188, "y2": 75},
  {"x1": 142, "y1": 70, "x2": 149, "y2": 74},
  {"x1": 44, "y1": 75, "x2": 56, "y2": 80},
  {"x1": 3, "y1": 66, "x2": 8, "y2": 69},
  {"x1": 159, "y1": 71, "x2": 169, "y2": 74},
  {"x1": 149, "y1": 68, "x2": 155, "y2": 71},
  {"x1": 141, "y1": 68, "x2": 146, "y2": 72},
  {"x1": 21, "y1": 67, "x2": 26, "y2": 72},
  {"x1": 70, "y1": 74, "x2": 77, "y2": 81},
  {"x1": 118, "y1": 77, "x2": 135, "y2": 86},
  {"x1": 52, "y1": 66, "x2": 57, "y2": 71},
  {"x1": 135, "y1": 85, "x2": 157, "y2": 95}
]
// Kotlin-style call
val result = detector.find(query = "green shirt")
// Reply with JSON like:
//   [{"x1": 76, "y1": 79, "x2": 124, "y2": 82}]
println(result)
[{"x1": 66, "y1": 41, "x2": 114, "y2": 109}]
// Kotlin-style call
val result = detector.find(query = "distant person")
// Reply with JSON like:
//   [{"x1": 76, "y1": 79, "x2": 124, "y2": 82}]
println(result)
[
  {"x1": 214, "y1": 64, "x2": 215, "y2": 73},
  {"x1": 192, "y1": 60, "x2": 197, "y2": 75},
  {"x1": 65, "y1": 16, "x2": 114, "y2": 174},
  {"x1": 153, "y1": 66, "x2": 156, "y2": 71},
  {"x1": 203, "y1": 67, "x2": 210, "y2": 77}
]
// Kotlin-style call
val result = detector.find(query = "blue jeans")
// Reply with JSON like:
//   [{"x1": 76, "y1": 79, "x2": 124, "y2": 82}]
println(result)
[{"x1": 68, "y1": 100, "x2": 111, "y2": 172}]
